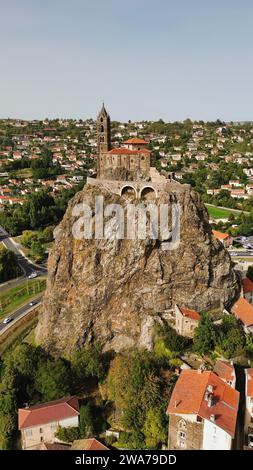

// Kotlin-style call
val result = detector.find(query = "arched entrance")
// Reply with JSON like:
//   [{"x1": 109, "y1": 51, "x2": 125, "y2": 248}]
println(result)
[
  {"x1": 121, "y1": 185, "x2": 137, "y2": 199},
  {"x1": 139, "y1": 186, "x2": 157, "y2": 200}
]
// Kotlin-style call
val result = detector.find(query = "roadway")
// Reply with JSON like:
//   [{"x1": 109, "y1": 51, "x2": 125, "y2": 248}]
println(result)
[
  {"x1": 0, "y1": 225, "x2": 47, "y2": 293},
  {"x1": 0, "y1": 295, "x2": 42, "y2": 333},
  {"x1": 230, "y1": 250, "x2": 253, "y2": 258}
]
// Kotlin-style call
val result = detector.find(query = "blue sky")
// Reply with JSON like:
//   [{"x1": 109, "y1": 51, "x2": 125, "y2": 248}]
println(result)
[{"x1": 0, "y1": 0, "x2": 252, "y2": 121}]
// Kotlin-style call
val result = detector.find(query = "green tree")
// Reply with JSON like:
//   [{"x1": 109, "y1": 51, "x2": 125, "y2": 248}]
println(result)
[
  {"x1": 143, "y1": 408, "x2": 167, "y2": 448},
  {"x1": 20, "y1": 230, "x2": 38, "y2": 248},
  {"x1": 156, "y1": 324, "x2": 190, "y2": 354},
  {"x1": 193, "y1": 313, "x2": 216, "y2": 355},
  {"x1": 216, "y1": 315, "x2": 245, "y2": 358},
  {"x1": 72, "y1": 343, "x2": 106, "y2": 384},
  {"x1": 30, "y1": 240, "x2": 46, "y2": 262},
  {"x1": 107, "y1": 351, "x2": 173, "y2": 449},
  {"x1": 35, "y1": 359, "x2": 71, "y2": 401},
  {"x1": 79, "y1": 403, "x2": 94, "y2": 438},
  {"x1": 0, "y1": 246, "x2": 21, "y2": 282}
]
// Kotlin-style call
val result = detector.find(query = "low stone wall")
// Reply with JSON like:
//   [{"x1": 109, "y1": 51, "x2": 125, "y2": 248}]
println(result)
[{"x1": 87, "y1": 177, "x2": 184, "y2": 199}]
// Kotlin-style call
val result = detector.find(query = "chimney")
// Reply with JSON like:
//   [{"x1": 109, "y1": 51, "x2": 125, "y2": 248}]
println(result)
[{"x1": 210, "y1": 414, "x2": 216, "y2": 422}]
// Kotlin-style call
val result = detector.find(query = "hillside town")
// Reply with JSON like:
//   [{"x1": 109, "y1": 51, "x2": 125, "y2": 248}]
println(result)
[
  {"x1": 1, "y1": 118, "x2": 253, "y2": 207},
  {"x1": 1, "y1": 108, "x2": 253, "y2": 452}
]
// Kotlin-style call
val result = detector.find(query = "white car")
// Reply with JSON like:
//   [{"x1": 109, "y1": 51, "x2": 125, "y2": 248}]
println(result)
[
  {"x1": 28, "y1": 272, "x2": 38, "y2": 279},
  {"x1": 3, "y1": 317, "x2": 13, "y2": 325}
]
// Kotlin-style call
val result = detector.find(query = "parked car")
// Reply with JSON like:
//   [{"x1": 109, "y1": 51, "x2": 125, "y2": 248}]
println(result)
[
  {"x1": 28, "y1": 272, "x2": 38, "y2": 279},
  {"x1": 3, "y1": 317, "x2": 13, "y2": 325}
]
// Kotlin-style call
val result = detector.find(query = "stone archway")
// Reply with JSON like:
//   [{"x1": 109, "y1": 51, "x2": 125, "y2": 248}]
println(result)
[
  {"x1": 139, "y1": 186, "x2": 157, "y2": 200},
  {"x1": 121, "y1": 185, "x2": 137, "y2": 199}
]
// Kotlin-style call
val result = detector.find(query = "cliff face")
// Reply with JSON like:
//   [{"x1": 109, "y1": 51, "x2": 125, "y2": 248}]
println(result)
[{"x1": 35, "y1": 182, "x2": 240, "y2": 357}]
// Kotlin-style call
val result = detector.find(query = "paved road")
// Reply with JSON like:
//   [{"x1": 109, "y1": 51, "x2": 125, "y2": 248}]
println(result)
[
  {"x1": 230, "y1": 250, "x2": 253, "y2": 258},
  {"x1": 0, "y1": 295, "x2": 42, "y2": 333},
  {"x1": 0, "y1": 226, "x2": 47, "y2": 293}
]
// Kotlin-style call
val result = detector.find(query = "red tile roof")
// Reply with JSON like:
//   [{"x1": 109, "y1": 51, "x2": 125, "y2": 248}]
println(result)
[
  {"x1": 123, "y1": 138, "x2": 148, "y2": 145},
  {"x1": 243, "y1": 277, "x2": 253, "y2": 294},
  {"x1": 40, "y1": 442, "x2": 71, "y2": 451},
  {"x1": 212, "y1": 229, "x2": 230, "y2": 240},
  {"x1": 246, "y1": 369, "x2": 253, "y2": 397},
  {"x1": 213, "y1": 360, "x2": 235, "y2": 382},
  {"x1": 108, "y1": 148, "x2": 150, "y2": 155},
  {"x1": 72, "y1": 438, "x2": 109, "y2": 450},
  {"x1": 18, "y1": 396, "x2": 79, "y2": 430},
  {"x1": 179, "y1": 306, "x2": 200, "y2": 321},
  {"x1": 231, "y1": 297, "x2": 253, "y2": 327},
  {"x1": 167, "y1": 370, "x2": 239, "y2": 437}
]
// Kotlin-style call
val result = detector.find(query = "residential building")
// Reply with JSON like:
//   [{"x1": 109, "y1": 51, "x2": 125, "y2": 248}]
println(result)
[
  {"x1": 245, "y1": 369, "x2": 253, "y2": 449},
  {"x1": 212, "y1": 230, "x2": 233, "y2": 248},
  {"x1": 229, "y1": 180, "x2": 241, "y2": 187},
  {"x1": 167, "y1": 369, "x2": 239, "y2": 450},
  {"x1": 36, "y1": 442, "x2": 71, "y2": 451},
  {"x1": 174, "y1": 304, "x2": 200, "y2": 338},
  {"x1": 71, "y1": 439, "x2": 109, "y2": 450},
  {"x1": 242, "y1": 277, "x2": 253, "y2": 304},
  {"x1": 213, "y1": 360, "x2": 236, "y2": 388},
  {"x1": 231, "y1": 298, "x2": 253, "y2": 334},
  {"x1": 18, "y1": 396, "x2": 79, "y2": 450},
  {"x1": 37, "y1": 438, "x2": 109, "y2": 451}
]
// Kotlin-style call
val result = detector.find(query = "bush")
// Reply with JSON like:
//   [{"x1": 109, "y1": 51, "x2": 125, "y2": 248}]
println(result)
[
  {"x1": 79, "y1": 403, "x2": 94, "y2": 438},
  {"x1": 156, "y1": 324, "x2": 190, "y2": 355},
  {"x1": 55, "y1": 426, "x2": 80, "y2": 443}
]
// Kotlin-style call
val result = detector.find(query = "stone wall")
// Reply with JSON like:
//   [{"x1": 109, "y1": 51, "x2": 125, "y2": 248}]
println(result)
[
  {"x1": 86, "y1": 176, "x2": 184, "y2": 199},
  {"x1": 168, "y1": 414, "x2": 203, "y2": 450}
]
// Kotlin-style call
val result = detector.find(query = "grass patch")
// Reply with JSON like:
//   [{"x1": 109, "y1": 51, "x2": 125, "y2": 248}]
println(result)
[
  {"x1": 206, "y1": 205, "x2": 237, "y2": 219},
  {"x1": 0, "y1": 278, "x2": 46, "y2": 318},
  {"x1": 9, "y1": 168, "x2": 33, "y2": 179},
  {"x1": 0, "y1": 309, "x2": 39, "y2": 355},
  {"x1": 154, "y1": 338, "x2": 175, "y2": 360}
]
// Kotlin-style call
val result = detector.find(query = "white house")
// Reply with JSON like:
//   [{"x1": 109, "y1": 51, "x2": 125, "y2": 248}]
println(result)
[
  {"x1": 18, "y1": 396, "x2": 79, "y2": 450},
  {"x1": 167, "y1": 370, "x2": 239, "y2": 450}
]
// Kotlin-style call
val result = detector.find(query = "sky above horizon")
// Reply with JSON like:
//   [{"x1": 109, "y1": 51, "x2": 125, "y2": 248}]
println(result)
[{"x1": 1, "y1": 0, "x2": 253, "y2": 122}]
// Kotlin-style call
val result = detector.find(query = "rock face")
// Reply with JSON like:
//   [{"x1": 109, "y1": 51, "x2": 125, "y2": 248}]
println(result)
[{"x1": 35, "y1": 182, "x2": 240, "y2": 357}]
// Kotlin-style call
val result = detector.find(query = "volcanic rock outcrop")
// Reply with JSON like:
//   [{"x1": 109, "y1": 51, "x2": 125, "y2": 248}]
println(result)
[{"x1": 35, "y1": 181, "x2": 240, "y2": 357}]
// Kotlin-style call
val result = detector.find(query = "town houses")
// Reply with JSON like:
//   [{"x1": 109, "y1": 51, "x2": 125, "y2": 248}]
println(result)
[
  {"x1": 1, "y1": 117, "x2": 253, "y2": 212},
  {"x1": 167, "y1": 369, "x2": 240, "y2": 450},
  {"x1": 2, "y1": 113, "x2": 253, "y2": 452}
]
